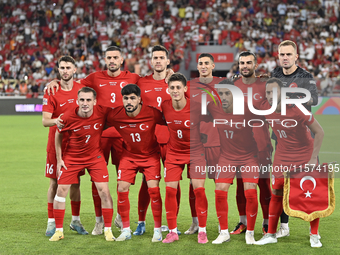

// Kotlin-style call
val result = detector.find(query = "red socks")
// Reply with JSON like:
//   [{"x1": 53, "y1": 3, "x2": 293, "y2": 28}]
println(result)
[
  {"x1": 236, "y1": 178, "x2": 246, "y2": 216},
  {"x1": 165, "y1": 186, "x2": 177, "y2": 230},
  {"x1": 245, "y1": 189, "x2": 258, "y2": 231},
  {"x1": 215, "y1": 190, "x2": 228, "y2": 230},
  {"x1": 194, "y1": 187, "x2": 207, "y2": 228},
  {"x1": 138, "y1": 179, "x2": 150, "y2": 221},
  {"x1": 102, "y1": 208, "x2": 113, "y2": 228},
  {"x1": 92, "y1": 182, "x2": 102, "y2": 217},
  {"x1": 310, "y1": 218, "x2": 320, "y2": 235},
  {"x1": 48, "y1": 202, "x2": 54, "y2": 218},
  {"x1": 189, "y1": 183, "x2": 197, "y2": 217},
  {"x1": 118, "y1": 191, "x2": 130, "y2": 228},
  {"x1": 258, "y1": 178, "x2": 271, "y2": 220},
  {"x1": 268, "y1": 194, "x2": 283, "y2": 234},
  {"x1": 148, "y1": 187, "x2": 162, "y2": 228},
  {"x1": 54, "y1": 209, "x2": 65, "y2": 228},
  {"x1": 70, "y1": 201, "x2": 81, "y2": 217}
]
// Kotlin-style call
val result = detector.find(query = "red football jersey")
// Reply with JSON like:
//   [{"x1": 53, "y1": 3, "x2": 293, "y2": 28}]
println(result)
[
  {"x1": 138, "y1": 74, "x2": 170, "y2": 144},
  {"x1": 42, "y1": 81, "x2": 84, "y2": 154},
  {"x1": 260, "y1": 101, "x2": 315, "y2": 165},
  {"x1": 161, "y1": 99, "x2": 205, "y2": 155},
  {"x1": 81, "y1": 70, "x2": 140, "y2": 138},
  {"x1": 208, "y1": 103, "x2": 258, "y2": 160},
  {"x1": 106, "y1": 105, "x2": 166, "y2": 159},
  {"x1": 234, "y1": 77, "x2": 272, "y2": 152},
  {"x1": 57, "y1": 105, "x2": 109, "y2": 164},
  {"x1": 188, "y1": 77, "x2": 225, "y2": 148}
]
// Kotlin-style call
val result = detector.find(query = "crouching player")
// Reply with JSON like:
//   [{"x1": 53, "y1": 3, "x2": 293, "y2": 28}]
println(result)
[
  {"x1": 161, "y1": 73, "x2": 208, "y2": 244},
  {"x1": 106, "y1": 84, "x2": 165, "y2": 242},
  {"x1": 50, "y1": 87, "x2": 115, "y2": 242},
  {"x1": 254, "y1": 78, "x2": 324, "y2": 248},
  {"x1": 207, "y1": 80, "x2": 260, "y2": 245}
]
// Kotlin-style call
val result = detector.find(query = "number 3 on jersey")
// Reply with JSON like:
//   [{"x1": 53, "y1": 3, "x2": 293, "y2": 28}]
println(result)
[{"x1": 111, "y1": 93, "x2": 116, "y2": 103}]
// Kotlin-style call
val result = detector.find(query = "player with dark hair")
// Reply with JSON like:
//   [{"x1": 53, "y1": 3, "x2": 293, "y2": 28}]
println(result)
[
  {"x1": 271, "y1": 40, "x2": 318, "y2": 238},
  {"x1": 106, "y1": 84, "x2": 166, "y2": 242},
  {"x1": 161, "y1": 73, "x2": 209, "y2": 244},
  {"x1": 254, "y1": 78, "x2": 324, "y2": 248},
  {"x1": 50, "y1": 87, "x2": 115, "y2": 242},
  {"x1": 184, "y1": 53, "x2": 225, "y2": 235},
  {"x1": 42, "y1": 56, "x2": 87, "y2": 237},
  {"x1": 230, "y1": 51, "x2": 272, "y2": 235},
  {"x1": 134, "y1": 45, "x2": 179, "y2": 236},
  {"x1": 46, "y1": 47, "x2": 140, "y2": 235}
]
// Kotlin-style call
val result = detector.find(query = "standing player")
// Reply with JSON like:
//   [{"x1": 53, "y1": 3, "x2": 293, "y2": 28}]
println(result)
[
  {"x1": 106, "y1": 84, "x2": 165, "y2": 242},
  {"x1": 42, "y1": 56, "x2": 87, "y2": 237},
  {"x1": 185, "y1": 53, "x2": 224, "y2": 235},
  {"x1": 270, "y1": 40, "x2": 318, "y2": 238},
  {"x1": 161, "y1": 73, "x2": 208, "y2": 244},
  {"x1": 254, "y1": 78, "x2": 324, "y2": 248},
  {"x1": 50, "y1": 87, "x2": 115, "y2": 242},
  {"x1": 231, "y1": 51, "x2": 272, "y2": 235},
  {"x1": 134, "y1": 45, "x2": 180, "y2": 235},
  {"x1": 46, "y1": 46, "x2": 140, "y2": 235},
  {"x1": 208, "y1": 80, "x2": 260, "y2": 245}
]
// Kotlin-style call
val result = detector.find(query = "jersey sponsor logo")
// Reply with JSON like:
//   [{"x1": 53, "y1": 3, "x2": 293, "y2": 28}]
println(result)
[
  {"x1": 83, "y1": 125, "x2": 91, "y2": 129},
  {"x1": 145, "y1": 90, "x2": 152, "y2": 93},
  {"x1": 129, "y1": 124, "x2": 136, "y2": 128},
  {"x1": 68, "y1": 99, "x2": 74, "y2": 103},
  {"x1": 174, "y1": 120, "x2": 182, "y2": 124},
  {"x1": 43, "y1": 98, "x2": 48, "y2": 105},
  {"x1": 154, "y1": 87, "x2": 163, "y2": 92},
  {"x1": 109, "y1": 82, "x2": 117, "y2": 86},
  {"x1": 99, "y1": 84, "x2": 107, "y2": 87},
  {"x1": 139, "y1": 123, "x2": 149, "y2": 130},
  {"x1": 120, "y1": 126, "x2": 127, "y2": 129},
  {"x1": 94, "y1": 123, "x2": 102, "y2": 130},
  {"x1": 60, "y1": 102, "x2": 67, "y2": 107},
  {"x1": 166, "y1": 121, "x2": 172, "y2": 124},
  {"x1": 192, "y1": 93, "x2": 200, "y2": 97},
  {"x1": 74, "y1": 128, "x2": 81, "y2": 132}
]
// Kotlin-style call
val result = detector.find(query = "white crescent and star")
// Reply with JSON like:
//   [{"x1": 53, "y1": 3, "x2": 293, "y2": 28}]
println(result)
[
  {"x1": 139, "y1": 123, "x2": 149, "y2": 130},
  {"x1": 166, "y1": 88, "x2": 170, "y2": 94},
  {"x1": 184, "y1": 120, "x2": 190, "y2": 127},
  {"x1": 94, "y1": 123, "x2": 102, "y2": 130},
  {"x1": 300, "y1": 176, "x2": 317, "y2": 198},
  {"x1": 253, "y1": 93, "x2": 262, "y2": 100}
]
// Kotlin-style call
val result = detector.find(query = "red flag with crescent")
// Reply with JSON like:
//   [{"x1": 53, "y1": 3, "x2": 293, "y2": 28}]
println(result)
[{"x1": 283, "y1": 163, "x2": 335, "y2": 221}]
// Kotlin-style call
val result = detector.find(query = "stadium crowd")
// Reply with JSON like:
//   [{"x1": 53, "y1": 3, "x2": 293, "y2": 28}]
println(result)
[{"x1": 0, "y1": 0, "x2": 340, "y2": 96}]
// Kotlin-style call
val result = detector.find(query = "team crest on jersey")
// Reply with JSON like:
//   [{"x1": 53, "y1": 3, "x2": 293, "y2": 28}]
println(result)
[
  {"x1": 139, "y1": 123, "x2": 149, "y2": 130},
  {"x1": 174, "y1": 120, "x2": 182, "y2": 125},
  {"x1": 68, "y1": 99, "x2": 75, "y2": 103},
  {"x1": 120, "y1": 81, "x2": 127, "y2": 88},
  {"x1": 94, "y1": 123, "x2": 102, "y2": 130},
  {"x1": 289, "y1": 83, "x2": 298, "y2": 88},
  {"x1": 184, "y1": 120, "x2": 191, "y2": 127},
  {"x1": 43, "y1": 98, "x2": 48, "y2": 105},
  {"x1": 83, "y1": 125, "x2": 91, "y2": 129}
]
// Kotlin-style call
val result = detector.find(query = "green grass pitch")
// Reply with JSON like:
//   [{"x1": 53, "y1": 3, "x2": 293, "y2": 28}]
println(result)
[{"x1": 0, "y1": 115, "x2": 339, "y2": 254}]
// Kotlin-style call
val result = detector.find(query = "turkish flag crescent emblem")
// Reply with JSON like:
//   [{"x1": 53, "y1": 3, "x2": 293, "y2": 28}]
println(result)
[{"x1": 283, "y1": 163, "x2": 335, "y2": 222}]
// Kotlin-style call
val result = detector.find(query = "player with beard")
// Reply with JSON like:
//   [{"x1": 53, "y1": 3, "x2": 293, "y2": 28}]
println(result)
[
  {"x1": 50, "y1": 87, "x2": 115, "y2": 242},
  {"x1": 254, "y1": 78, "x2": 324, "y2": 248},
  {"x1": 106, "y1": 84, "x2": 165, "y2": 242},
  {"x1": 133, "y1": 45, "x2": 180, "y2": 236},
  {"x1": 185, "y1": 53, "x2": 224, "y2": 235},
  {"x1": 270, "y1": 40, "x2": 318, "y2": 238},
  {"x1": 42, "y1": 56, "x2": 87, "y2": 237},
  {"x1": 207, "y1": 80, "x2": 260, "y2": 245},
  {"x1": 46, "y1": 46, "x2": 140, "y2": 235},
  {"x1": 231, "y1": 51, "x2": 272, "y2": 235}
]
